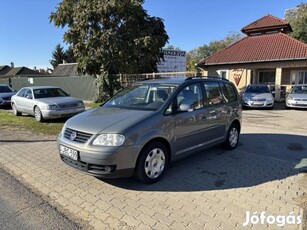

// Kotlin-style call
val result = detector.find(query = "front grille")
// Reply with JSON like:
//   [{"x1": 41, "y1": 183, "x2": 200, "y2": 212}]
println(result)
[
  {"x1": 64, "y1": 128, "x2": 92, "y2": 143},
  {"x1": 251, "y1": 98, "x2": 266, "y2": 101},
  {"x1": 295, "y1": 99, "x2": 307, "y2": 101},
  {"x1": 59, "y1": 103, "x2": 79, "y2": 109}
]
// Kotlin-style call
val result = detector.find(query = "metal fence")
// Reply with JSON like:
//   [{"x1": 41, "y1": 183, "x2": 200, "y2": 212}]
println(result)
[{"x1": 0, "y1": 76, "x2": 96, "y2": 101}]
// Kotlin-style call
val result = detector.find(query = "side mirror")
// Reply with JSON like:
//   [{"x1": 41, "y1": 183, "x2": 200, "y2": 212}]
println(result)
[
  {"x1": 26, "y1": 94, "x2": 33, "y2": 99},
  {"x1": 179, "y1": 104, "x2": 191, "y2": 112}
]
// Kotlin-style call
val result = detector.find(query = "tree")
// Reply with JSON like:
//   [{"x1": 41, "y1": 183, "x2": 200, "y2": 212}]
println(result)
[
  {"x1": 50, "y1": 44, "x2": 66, "y2": 69},
  {"x1": 65, "y1": 46, "x2": 76, "y2": 63},
  {"x1": 285, "y1": 3, "x2": 307, "y2": 43},
  {"x1": 186, "y1": 32, "x2": 243, "y2": 71},
  {"x1": 50, "y1": 0, "x2": 168, "y2": 101},
  {"x1": 164, "y1": 45, "x2": 181, "y2": 50}
]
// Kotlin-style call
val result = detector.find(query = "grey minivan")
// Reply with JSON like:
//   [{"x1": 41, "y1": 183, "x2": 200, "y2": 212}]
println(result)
[{"x1": 57, "y1": 77, "x2": 242, "y2": 183}]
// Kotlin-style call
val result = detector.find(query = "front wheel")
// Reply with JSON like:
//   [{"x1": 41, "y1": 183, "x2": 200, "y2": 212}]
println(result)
[
  {"x1": 12, "y1": 103, "x2": 21, "y2": 116},
  {"x1": 34, "y1": 106, "x2": 44, "y2": 122},
  {"x1": 223, "y1": 123, "x2": 240, "y2": 150},
  {"x1": 135, "y1": 142, "x2": 169, "y2": 184}
]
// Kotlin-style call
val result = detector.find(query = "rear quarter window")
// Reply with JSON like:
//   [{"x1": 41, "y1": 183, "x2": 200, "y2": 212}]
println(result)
[{"x1": 220, "y1": 83, "x2": 238, "y2": 103}]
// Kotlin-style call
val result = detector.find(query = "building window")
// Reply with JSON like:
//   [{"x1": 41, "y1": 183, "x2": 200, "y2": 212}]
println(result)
[
  {"x1": 217, "y1": 70, "x2": 228, "y2": 79},
  {"x1": 259, "y1": 70, "x2": 275, "y2": 84},
  {"x1": 298, "y1": 71, "x2": 307, "y2": 84}
]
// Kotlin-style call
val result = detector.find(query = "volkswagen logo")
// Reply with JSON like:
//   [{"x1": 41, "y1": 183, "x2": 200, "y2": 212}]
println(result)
[{"x1": 69, "y1": 131, "x2": 77, "y2": 141}]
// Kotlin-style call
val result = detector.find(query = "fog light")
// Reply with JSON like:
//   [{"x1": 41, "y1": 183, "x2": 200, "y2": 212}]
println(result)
[{"x1": 104, "y1": 166, "x2": 112, "y2": 172}]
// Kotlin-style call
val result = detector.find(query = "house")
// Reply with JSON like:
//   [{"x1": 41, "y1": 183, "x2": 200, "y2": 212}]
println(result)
[
  {"x1": 197, "y1": 14, "x2": 307, "y2": 101},
  {"x1": 0, "y1": 64, "x2": 44, "y2": 78},
  {"x1": 52, "y1": 63, "x2": 84, "y2": 77},
  {"x1": 0, "y1": 65, "x2": 12, "y2": 76},
  {"x1": 4, "y1": 67, "x2": 44, "y2": 78}
]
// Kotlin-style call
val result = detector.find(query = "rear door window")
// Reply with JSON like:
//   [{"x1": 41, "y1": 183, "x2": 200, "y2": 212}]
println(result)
[{"x1": 203, "y1": 82, "x2": 223, "y2": 106}]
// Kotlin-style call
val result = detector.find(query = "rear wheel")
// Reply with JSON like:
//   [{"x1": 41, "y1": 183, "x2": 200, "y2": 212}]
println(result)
[
  {"x1": 12, "y1": 103, "x2": 21, "y2": 116},
  {"x1": 223, "y1": 123, "x2": 240, "y2": 150},
  {"x1": 34, "y1": 106, "x2": 44, "y2": 122},
  {"x1": 135, "y1": 142, "x2": 168, "y2": 184}
]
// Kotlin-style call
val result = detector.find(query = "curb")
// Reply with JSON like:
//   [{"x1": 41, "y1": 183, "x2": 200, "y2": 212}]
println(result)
[{"x1": 300, "y1": 208, "x2": 307, "y2": 230}]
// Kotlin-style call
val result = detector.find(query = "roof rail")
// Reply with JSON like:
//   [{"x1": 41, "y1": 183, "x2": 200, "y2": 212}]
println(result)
[{"x1": 185, "y1": 76, "x2": 229, "y2": 81}]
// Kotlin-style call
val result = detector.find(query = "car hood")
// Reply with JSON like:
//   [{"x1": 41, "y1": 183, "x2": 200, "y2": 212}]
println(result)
[
  {"x1": 0, "y1": 92, "x2": 15, "y2": 98},
  {"x1": 65, "y1": 106, "x2": 153, "y2": 134},
  {"x1": 243, "y1": 93, "x2": 273, "y2": 99},
  {"x1": 35, "y1": 97, "x2": 81, "y2": 105},
  {"x1": 289, "y1": 93, "x2": 307, "y2": 99}
]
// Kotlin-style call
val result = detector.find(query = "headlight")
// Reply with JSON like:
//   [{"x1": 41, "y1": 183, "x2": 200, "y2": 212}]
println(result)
[
  {"x1": 48, "y1": 105, "x2": 59, "y2": 110},
  {"x1": 58, "y1": 124, "x2": 66, "y2": 139},
  {"x1": 78, "y1": 101, "x2": 84, "y2": 107},
  {"x1": 40, "y1": 104, "x2": 58, "y2": 110},
  {"x1": 288, "y1": 95, "x2": 294, "y2": 101},
  {"x1": 93, "y1": 134, "x2": 125, "y2": 146},
  {"x1": 243, "y1": 97, "x2": 249, "y2": 102}
]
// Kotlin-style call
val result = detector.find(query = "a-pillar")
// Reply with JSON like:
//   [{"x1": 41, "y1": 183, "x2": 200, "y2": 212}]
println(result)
[{"x1": 275, "y1": 67, "x2": 282, "y2": 101}]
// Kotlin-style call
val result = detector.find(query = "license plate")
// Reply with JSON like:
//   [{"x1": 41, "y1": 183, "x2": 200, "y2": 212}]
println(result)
[
  {"x1": 60, "y1": 145, "x2": 78, "y2": 161},
  {"x1": 252, "y1": 102, "x2": 263, "y2": 105}
]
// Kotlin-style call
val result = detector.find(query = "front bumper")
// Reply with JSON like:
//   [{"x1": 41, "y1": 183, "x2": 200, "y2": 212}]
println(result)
[
  {"x1": 41, "y1": 107, "x2": 85, "y2": 119},
  {"x1": 0, "y1": 99, "x2": 11, "y2": 106},
  {"x1": 286, "y1": 100, "x2": 307, "y2": 109},
  {"x1": 243, "y1": 100, "x2": 274, "y2": 108},
  {"x1": 57, "y1": 137, "x2": 140, "y2": 178}
]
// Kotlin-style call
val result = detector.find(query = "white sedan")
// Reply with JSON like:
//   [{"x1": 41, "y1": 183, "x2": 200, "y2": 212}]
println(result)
[{"x1": 11, "y1": 86, "x2": 85, "y2": 122}]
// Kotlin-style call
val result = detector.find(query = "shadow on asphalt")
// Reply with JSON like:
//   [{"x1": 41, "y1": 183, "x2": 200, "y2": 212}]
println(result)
[{"x1": 100, "y1": 133, "x2": 307, "y2": 192}]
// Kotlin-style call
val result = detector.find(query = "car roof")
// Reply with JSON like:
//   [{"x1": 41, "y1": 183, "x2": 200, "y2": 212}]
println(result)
[
  {"x1": 0, "y1": 84, "x2": 10, "y2": 86},
  {"x1": 21, "y1": 86, "x2": 61, "y2": 90},
  {"x1": 138, "y1": 76, "x2": 229, "y2": 85}
]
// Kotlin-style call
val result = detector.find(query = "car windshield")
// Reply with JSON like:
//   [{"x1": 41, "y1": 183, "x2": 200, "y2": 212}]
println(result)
[
  {"x1": 245, "y1": 85, "x2": 270, "y2": 94},
  {"x1": 0, "y1": 85, "x2": 13, "y2": 93},
  {"x1": 33, "y1": 88, "x2": 69, "y2": 99},
  {"x1": 104, "y1": 83, "x2": 179, "y2": 111},
  {"x1": 291, "y1": 86, "x2": 307, "y2": 94}
]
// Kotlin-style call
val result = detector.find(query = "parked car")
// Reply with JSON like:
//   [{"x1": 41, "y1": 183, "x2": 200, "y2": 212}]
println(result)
[
  {"x1": 242, "y1": 84, "x2": 274, "y2": 108},
  {"x1": 286, "y1": 85, "x2": 307, "y2": 109},
  {"x1": 57, "y1": 77, "x2": 242, "y2": 184},
  {"x1": 11, "y1": 86, "x2": 85, "y2": 122},
  {"x1": 0, "y1": 84, "x2": 16, "y2": 108}
]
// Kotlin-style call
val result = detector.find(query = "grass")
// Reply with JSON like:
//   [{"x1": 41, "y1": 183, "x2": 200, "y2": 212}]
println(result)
[
  {"x1": 85, "y1": 101, "x2": 102, "y2": 108},
  {"x1": 0, "y1": 110, "x2": 64, "y2": 136}
]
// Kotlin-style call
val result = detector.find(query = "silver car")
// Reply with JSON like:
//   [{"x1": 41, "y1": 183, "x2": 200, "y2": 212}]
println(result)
[
  {"x1": 242, "y1": 84, "x2": 274, "y2": 108},
  {"x1": 11, "y1": 86, "x2": 85, "y2": 122},
  {"x1": 0, "y1": 84, "x2": 15, "y2": 107},
  {"x1": 57, "y1": 77, "x2": 242, "y2": 184},
  {"x1": 286, "y1": 85, "x2": 307, "y2": 109}
]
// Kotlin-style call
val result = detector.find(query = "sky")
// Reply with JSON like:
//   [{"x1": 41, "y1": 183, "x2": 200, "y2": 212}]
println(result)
[{"x1": 0, "y1": 0, "x2": 304, "y2": 69}]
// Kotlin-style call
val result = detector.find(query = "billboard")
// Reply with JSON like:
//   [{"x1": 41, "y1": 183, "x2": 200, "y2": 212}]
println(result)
[{"x1": 157, "y1": 50, "x2": 186, "y2": 72}]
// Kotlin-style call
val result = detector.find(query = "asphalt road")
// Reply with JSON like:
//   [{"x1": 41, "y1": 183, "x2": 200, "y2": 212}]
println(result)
[{"x1": 0, "y1": 167, "x2": 81, "y2": 230}]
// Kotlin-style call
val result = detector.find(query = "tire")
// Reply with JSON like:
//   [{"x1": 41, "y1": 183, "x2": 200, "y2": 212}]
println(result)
[
  {"x1": 34, "y1": 106, "x2": 44, "y2": 122},
  {"x1": 12, "y1": 103, "x2": 21, "y2": 116},
  {"x1": 223, "y1": 123, "x2": 240, "y2": 150},
  {"x1": 135, "y1": 142, "x2": 169, "y2": 184}
]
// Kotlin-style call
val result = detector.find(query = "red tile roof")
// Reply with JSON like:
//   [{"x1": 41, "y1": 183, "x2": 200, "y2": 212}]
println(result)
[
  {"x1": 198, "y1": 33, "x2": 307, "y2": 66},
  {"x1": 241, "y1": 14, "x2": 292, "y2": 35}
]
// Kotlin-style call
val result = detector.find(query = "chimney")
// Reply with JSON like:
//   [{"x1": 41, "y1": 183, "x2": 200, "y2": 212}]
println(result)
[
  {"x1": 62, "y1": 59, "x2": 67, "y2": 64},
  {"x1": 10, "y1": 62, "x2": 14, "y2": 68}
]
